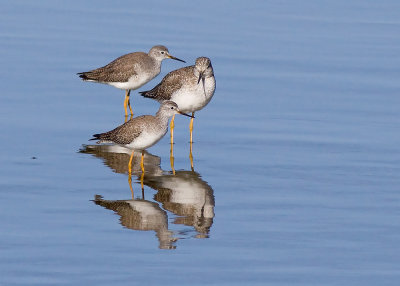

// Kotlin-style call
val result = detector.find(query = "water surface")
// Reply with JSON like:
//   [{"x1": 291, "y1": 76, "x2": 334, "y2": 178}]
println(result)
[{"x1": 1, "y1": 1, "x2": 400, "y2": 285}]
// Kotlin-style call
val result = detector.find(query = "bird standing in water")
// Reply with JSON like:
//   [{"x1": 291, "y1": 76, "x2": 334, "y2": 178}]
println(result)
[
  {"x1": 78, "y1": 45, "x2": 185, "y2": 118},
  {"x1": 90, "y1": 101, "x2": 193, "y2": 173},
  {"x1": 140, "y1": 57, "x2": 215, "y2": 143}
]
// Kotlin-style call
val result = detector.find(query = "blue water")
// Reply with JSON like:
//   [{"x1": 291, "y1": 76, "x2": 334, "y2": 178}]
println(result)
[{"x1": 1, "y1": 1, "x2": 400, "y2": 285}]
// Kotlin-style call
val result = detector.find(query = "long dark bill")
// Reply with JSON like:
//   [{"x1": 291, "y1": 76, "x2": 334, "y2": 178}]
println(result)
[
  {"x1": 178, "y1": 111, "x2": 195, "y2": 118},
  {"x1": 168, "y1": 55, "x2": 186, "y2": 63},
  {"x1": 197, "y1": 73, "x2": 206, "y2": 97}
]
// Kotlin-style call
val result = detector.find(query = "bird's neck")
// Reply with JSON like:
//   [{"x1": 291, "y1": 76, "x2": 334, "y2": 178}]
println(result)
[
  {"x1": 152, "y1": 57, "x2": 163, "y2": 69},
  {"x1": 155, "y1": 112, "x2": 171, "y2": 128}
]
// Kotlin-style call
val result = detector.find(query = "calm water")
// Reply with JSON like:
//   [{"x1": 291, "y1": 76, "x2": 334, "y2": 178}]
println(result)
[{"x1": 1, "y1": 1, "x2": 400, "y2": 285}]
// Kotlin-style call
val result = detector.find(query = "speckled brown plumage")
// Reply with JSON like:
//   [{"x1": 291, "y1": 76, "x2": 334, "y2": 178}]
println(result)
[
  {"x1": 91, "y1": 115, "x2": 152, "y2": 144},
  {"x1": 139, "y1": 66, "x2": 194, "y2": 101},
  {"x1": 78, "y1": 52, "x2": 150, "y2": 83},
  {"x1": 77, "y1": 45, "x2": 185, "y2": 85}
]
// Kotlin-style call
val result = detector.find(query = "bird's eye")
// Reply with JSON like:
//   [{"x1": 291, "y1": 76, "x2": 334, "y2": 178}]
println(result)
[
  {"x1": 161, "y1": 51, "x2": 165, "y2": 54},
  {"x1": 170, "y1": 106, "x2": 174, "y2": 109}
]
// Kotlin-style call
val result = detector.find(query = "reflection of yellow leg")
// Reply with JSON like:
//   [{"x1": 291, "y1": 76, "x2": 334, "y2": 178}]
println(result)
[
  {"x1": 128, "y1": 174, "x2": 134, "y2": 199},
  {"x1": 128, "y1": 150, "x2": 134, "y2": 199},
  {"x1": 170, "y1": 143, "x2": 175, "y2": 175},
  {"x1": 128, "y1": 150, "x2": 134, "y2": 174},
  {"x1": 140, "y1": 172, "x2": 144, "y2": 196},
  {"x1": 170, "y1": 114, "x2": 175, "y2": 144},
  {"x1": 140, "y1": 151, "x2": 145, "y2": 173},
  {"x1": 189, "y1": 112, "x2": 195, "y2": 143},
  {"x1": 189, "y1": 141, "x2": 194, "y2": 171}
]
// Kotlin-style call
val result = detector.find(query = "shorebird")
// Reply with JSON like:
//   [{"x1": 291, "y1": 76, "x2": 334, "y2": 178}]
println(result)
[
  {"x1": 78, "y1": 45, "x2": 185, "y2": 117},
  {"x1": 139, "y1": 57, "x2": 216, "y2": 143},
  {"x1": 90, "y1": 101, "x2": 193, "y2": 173}
]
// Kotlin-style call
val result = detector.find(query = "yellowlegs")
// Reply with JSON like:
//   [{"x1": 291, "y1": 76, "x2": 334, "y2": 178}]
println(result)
[
  {"x1": 90, "y1": 101, "x2": 193, "y2": 172},
  {"x1": 78, "y1": 45, "x2": 185, "y2": 117},
  {"x1": 140, "y1": 57, "x2": 215, "y2": 143}
]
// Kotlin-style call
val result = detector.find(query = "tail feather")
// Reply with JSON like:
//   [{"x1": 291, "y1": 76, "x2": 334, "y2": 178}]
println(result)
[
  {"x1": 90, "y1": 133, "x2": 104, "y2": 141},
  {"x1": 77, "y1": 72, "x2": 96, "y2": 81},
  {"x1": 139, "y1": 90, "x2": 156, "y2": 98}
]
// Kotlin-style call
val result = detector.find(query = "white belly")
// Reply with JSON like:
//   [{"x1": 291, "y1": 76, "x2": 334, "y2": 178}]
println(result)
[
  {"x1": 108, "y1": 71, "x2": 159, "y2": 90},
  {"x1": 170, "y1": 77, "x2": 216, "y2": 113},
  {"x1": 125, "y1": 129, "x2": 167, "y2": 150}
]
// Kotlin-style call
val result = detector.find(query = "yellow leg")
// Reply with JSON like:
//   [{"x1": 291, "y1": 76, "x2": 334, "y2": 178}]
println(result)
[
  {"x1": 124, "y1": 91, "x2": 129, "y2": 117},
  {"x1": 189, "y1": 141, "x2": 194, "y2": 171},
  {"x1": 189, "y1": 112, "x2": 195, "y2": 143},
  {"x1": 128, "y1": 150, "x2": 134, "y2": 199},
  {"x1": 127, "y1": 90, "x2": 133, "y2": 116},
  {"x1": 170, "y1": 143, "x2": 175, "y2": 175},
  {"x1": 170, "y1": 114, "x2": 175, "y2": 145},
  {"x1": 140, "y1": 151, "x2": 145, "y2": 173}
]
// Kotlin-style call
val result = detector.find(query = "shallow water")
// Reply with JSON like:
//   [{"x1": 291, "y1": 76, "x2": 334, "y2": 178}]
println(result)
[{"x1": 1, "y1": 1, "x2": 400, "y2": 285}]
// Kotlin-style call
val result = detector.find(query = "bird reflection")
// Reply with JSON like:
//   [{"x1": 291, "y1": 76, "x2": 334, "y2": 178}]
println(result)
[
  {"x1": 146, "y1": 170, "x2": 215, "y2": 238},
  {"x1": 93, "y1": 195, "x2": 176, "y2": 249},
  {"x1": 80, "y1": 144, "x2": 215, "y2": 245},
  {"x1": 80, "y1": 144, "x2": 163, "y2": 176}
]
